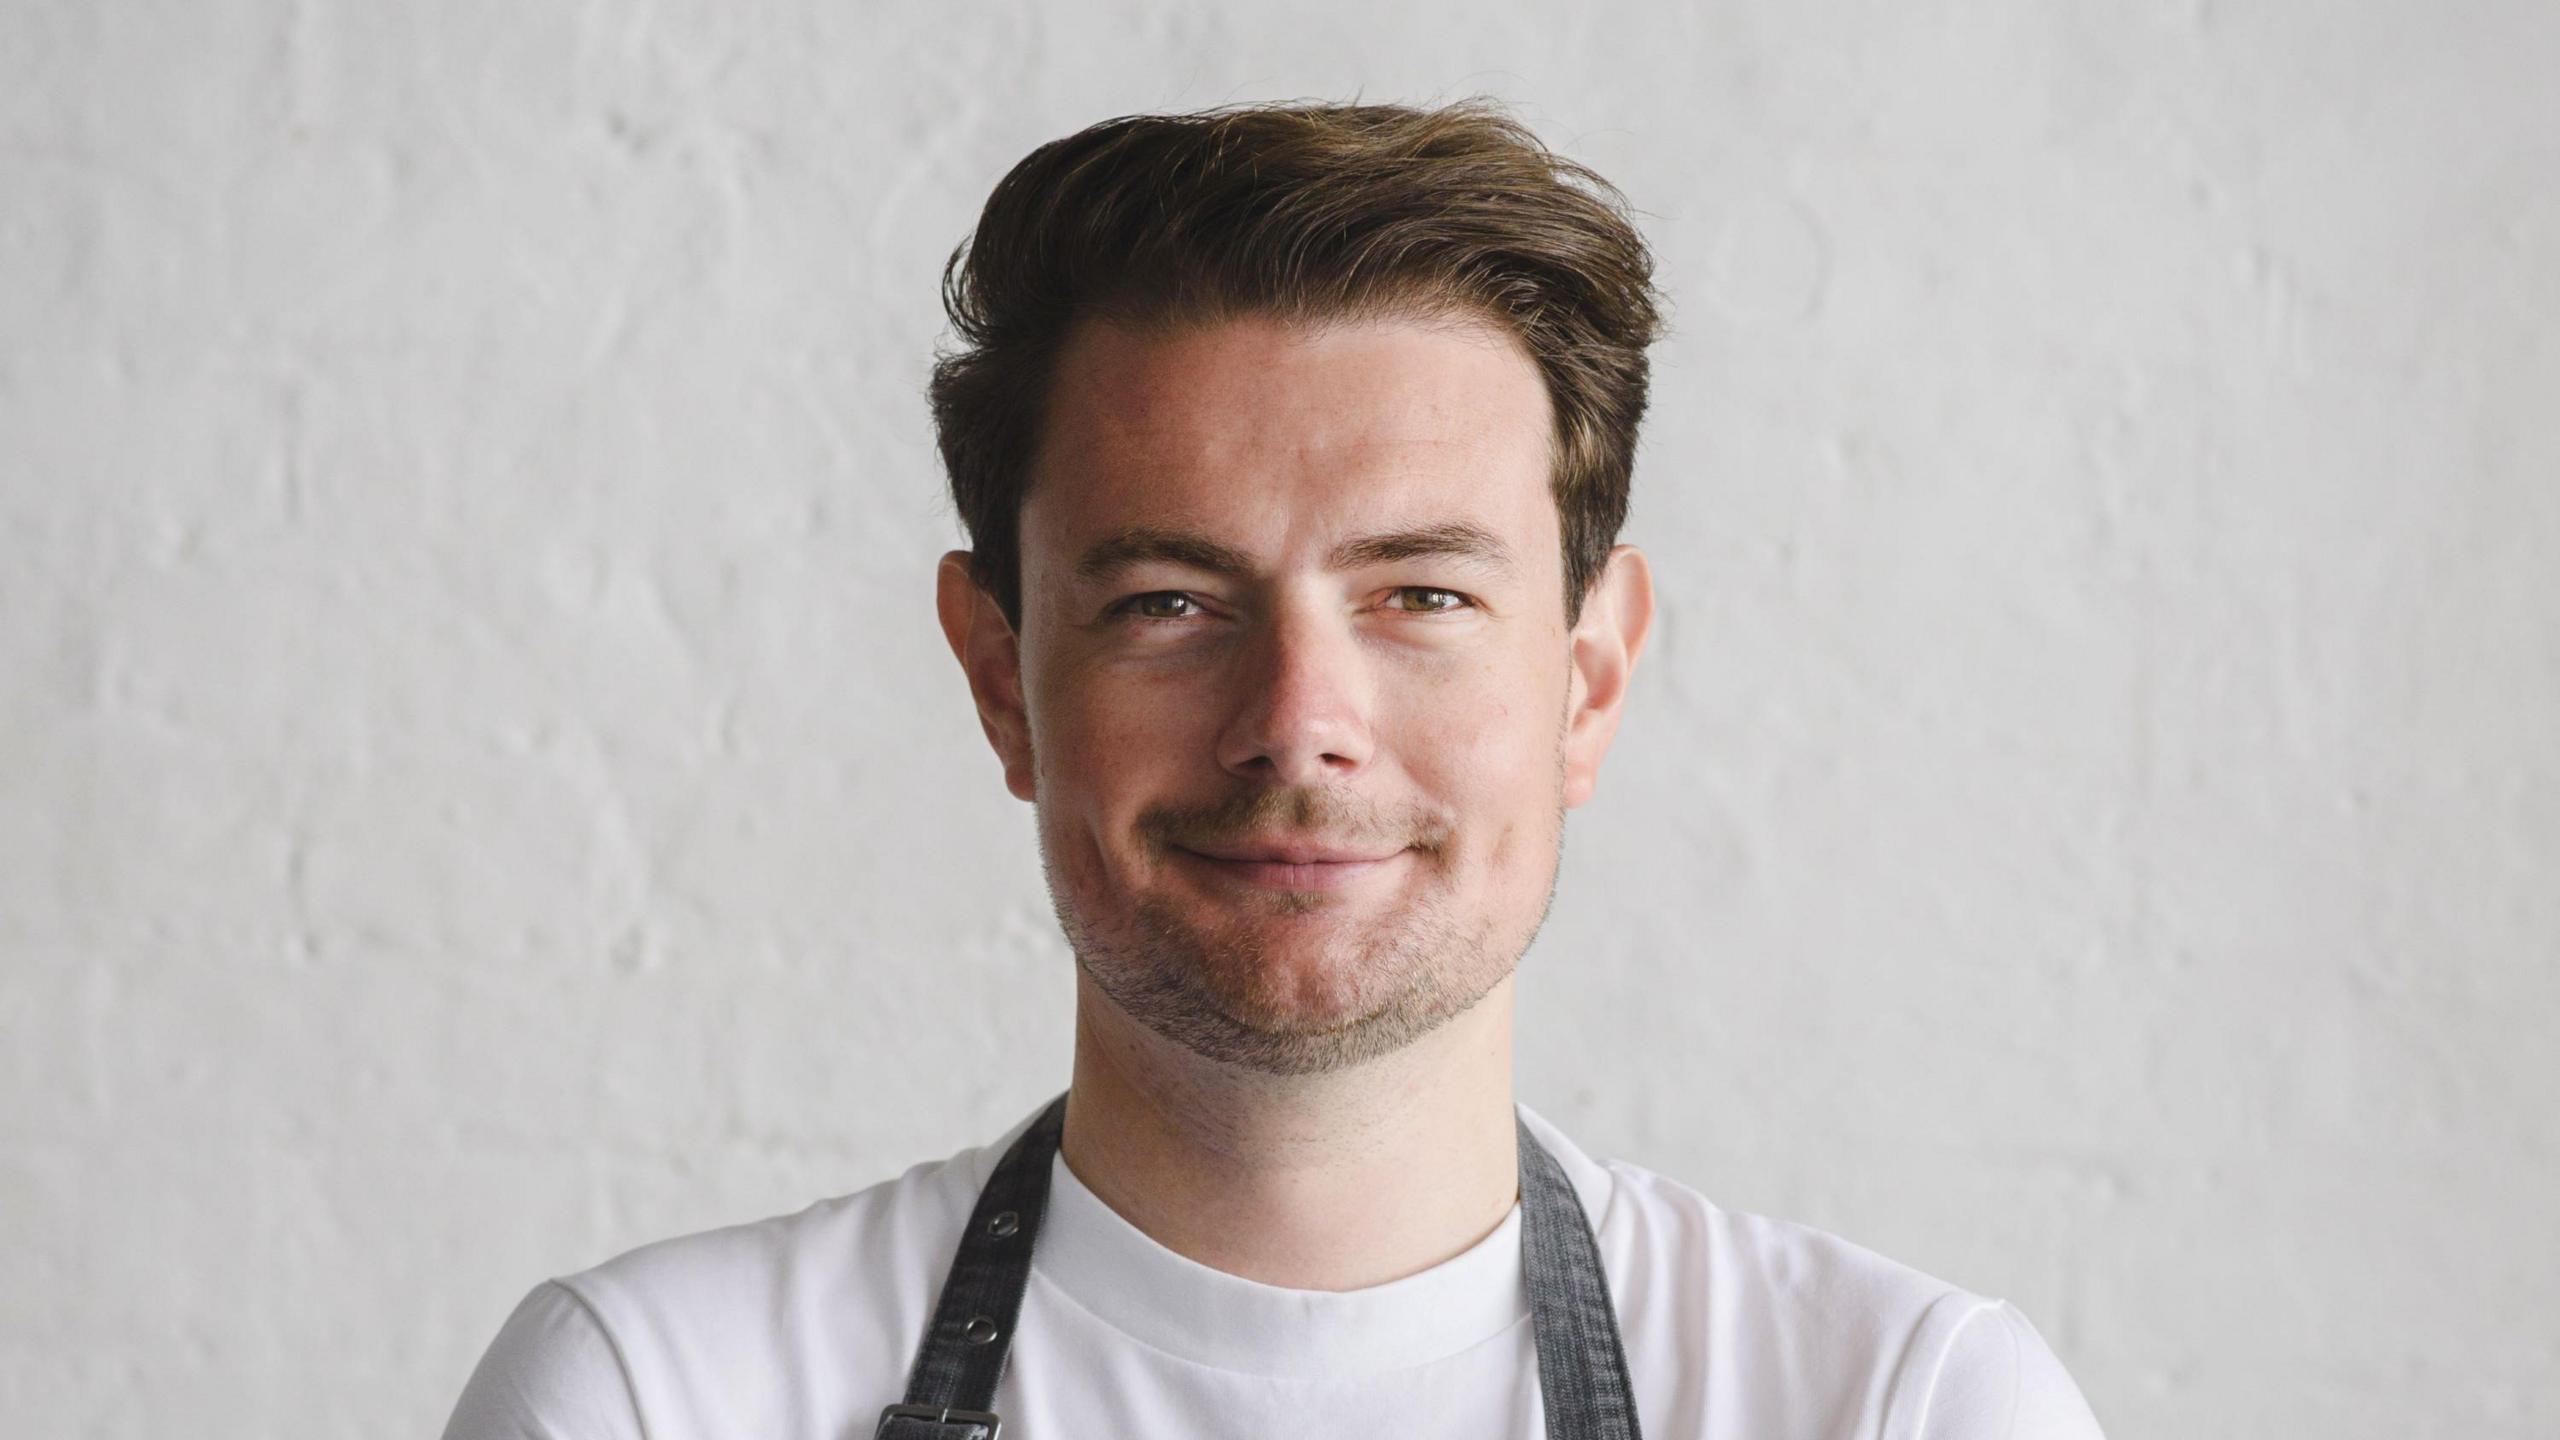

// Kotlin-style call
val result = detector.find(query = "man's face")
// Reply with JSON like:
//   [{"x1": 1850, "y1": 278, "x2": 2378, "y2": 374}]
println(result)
[{"x1": 944, "y1": 311, "x2": 1644, "y2": 1075}]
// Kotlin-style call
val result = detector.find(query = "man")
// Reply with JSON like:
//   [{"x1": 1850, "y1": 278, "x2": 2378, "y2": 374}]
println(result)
[{"x1": 442, "y1": 101, "x2": 2108, "y2": 1439}]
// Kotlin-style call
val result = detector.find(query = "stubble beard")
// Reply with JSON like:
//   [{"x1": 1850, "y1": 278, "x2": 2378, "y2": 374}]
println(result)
[{"x1": 1041, "y1": 786, "x2": 1567, "y2": 1078}]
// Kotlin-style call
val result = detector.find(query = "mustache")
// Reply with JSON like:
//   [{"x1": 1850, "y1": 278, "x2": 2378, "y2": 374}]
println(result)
[{"x1": 1136, "y1": 788, "x2": 1454, "y2": 857}]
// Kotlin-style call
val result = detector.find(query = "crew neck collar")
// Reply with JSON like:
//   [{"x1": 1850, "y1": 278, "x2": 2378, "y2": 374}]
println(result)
[{"x1": 965, "y1": 1097, "x2": 1616, "y2": 1379}]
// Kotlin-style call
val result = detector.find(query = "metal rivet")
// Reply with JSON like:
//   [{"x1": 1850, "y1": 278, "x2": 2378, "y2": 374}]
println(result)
[
  {"x1": 963, "y1": 1316, "x2": 1000, "y2": 1345},
  {"x1": 987, "y1": 1210, "x2": 1020, "y2": 1238}
]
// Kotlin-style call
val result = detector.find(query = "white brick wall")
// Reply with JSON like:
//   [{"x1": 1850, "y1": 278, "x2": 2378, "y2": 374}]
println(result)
[{"x1": 4, "y1": 3, "x2": 2553, "y2": 1435}]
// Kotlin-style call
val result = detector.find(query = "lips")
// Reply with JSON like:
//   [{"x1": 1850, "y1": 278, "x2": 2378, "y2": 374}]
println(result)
[
  {"x1": 1173, "y1": 840, "x2": 1411, "y2": 892},
  {"x1": 1184, "y1": 841, "x2": 1404, "y2": 865}
]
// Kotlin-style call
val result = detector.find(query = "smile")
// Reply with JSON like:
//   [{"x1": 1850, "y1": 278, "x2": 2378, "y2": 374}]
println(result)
[{"x1": 1172, "y1": 845, "x2": 1410, "y2": 893}]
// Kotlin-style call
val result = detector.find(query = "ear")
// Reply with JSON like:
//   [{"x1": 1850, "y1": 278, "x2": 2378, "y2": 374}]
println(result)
[
  {"x1": 1560, "y1": 544, "x2": 1654, "y2": 810},
  {"x1": 935, "y1": 550, "x2": 1037, "y2": 802}
]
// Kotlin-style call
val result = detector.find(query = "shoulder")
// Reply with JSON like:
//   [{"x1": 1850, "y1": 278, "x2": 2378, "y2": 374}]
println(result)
[
  {"x1": 1534, "y1": 1116, "x2": 2104, "y2": 1440},
  {"x1": 561, "y1": 1142, "x2": 983, "y2": 1345},
  {"x1": 441, "y1": 1117, "x2": 1024, "y2": 1440},
  {"x1": 1596, "y1": 1157, "x2": 1971, "y2": 1369},
  {"x1": 1612, "y1": 1163, "x2": 2104, "y2": 1437},
  {"x1": 1524, "y1": 1110, "x2": 1972, "y2": 1360},
  {"x1": 440, "y1": 1280, "x2": 643, "y2": 1440},
  {"x1": 1900, "y1": 1297, "x2": 2109, "y2": 1440}
]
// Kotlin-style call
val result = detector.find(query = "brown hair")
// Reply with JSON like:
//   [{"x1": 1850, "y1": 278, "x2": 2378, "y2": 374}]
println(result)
[{"x1": 929, "y1": 99, "x2": 1664, "y2": 629}]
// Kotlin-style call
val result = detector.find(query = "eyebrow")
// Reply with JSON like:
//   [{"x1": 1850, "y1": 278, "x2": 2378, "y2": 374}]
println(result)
[{"x1": 1074, "y1": 522, "x2": 1519, "y2": 585}]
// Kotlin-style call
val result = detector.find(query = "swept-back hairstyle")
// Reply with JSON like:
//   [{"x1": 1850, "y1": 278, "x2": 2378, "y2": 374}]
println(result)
[{"x1": 929, "y1": 99, "x2": 1664, "y2": 629}]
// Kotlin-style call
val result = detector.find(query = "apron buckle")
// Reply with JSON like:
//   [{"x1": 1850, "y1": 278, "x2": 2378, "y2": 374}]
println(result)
[{"x1": 875, "y1": 1401, "x2": 1003, "y2": 1439}]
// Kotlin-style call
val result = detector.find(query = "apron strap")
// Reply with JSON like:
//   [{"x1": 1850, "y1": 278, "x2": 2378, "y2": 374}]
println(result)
[
  {"x1": 1519, "y1": 1113, "x2": 1645, "y2": 1440},
  {"x1": 877, "y1": 1094, "x2": 1068, "y2": 1439},
  {"x1": 877, "y1": 1093, "x2": 1645, "y2": 1440}
]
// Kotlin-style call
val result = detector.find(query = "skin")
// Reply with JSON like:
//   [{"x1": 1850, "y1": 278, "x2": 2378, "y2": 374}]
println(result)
[{"x1": 937, "y1": 309, "x2": 1653, "y2": 1290}]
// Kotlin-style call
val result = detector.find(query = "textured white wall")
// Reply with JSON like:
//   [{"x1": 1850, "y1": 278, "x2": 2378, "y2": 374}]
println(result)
[{"x1": 4, "y1": 1, "x2": 2553, "y2": 1435}]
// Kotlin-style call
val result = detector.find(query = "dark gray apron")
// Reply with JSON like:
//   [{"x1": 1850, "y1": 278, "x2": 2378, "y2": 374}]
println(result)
[{"x1": 874, "y1": 1092, "x2": 1644, "y2": 1439}]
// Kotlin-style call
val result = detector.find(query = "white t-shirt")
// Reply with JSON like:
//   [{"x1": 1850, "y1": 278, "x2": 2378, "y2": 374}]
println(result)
[{"x1": 441, "y1": 1101, "x2": 2106, "y2": 1439}]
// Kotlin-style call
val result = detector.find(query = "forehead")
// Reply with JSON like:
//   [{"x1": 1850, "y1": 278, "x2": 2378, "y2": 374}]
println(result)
[{"x1": 1020, "y1": 311, "x2": 1558, "y2": 570}]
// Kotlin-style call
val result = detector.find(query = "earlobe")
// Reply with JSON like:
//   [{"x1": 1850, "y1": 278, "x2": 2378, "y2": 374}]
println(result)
[
  {"x1": 935, "y1": 551, "x2": 1038, "y2": 802},
  {"x1": 1560, "y1": 545, "x2": 1655, "y2": 809}
]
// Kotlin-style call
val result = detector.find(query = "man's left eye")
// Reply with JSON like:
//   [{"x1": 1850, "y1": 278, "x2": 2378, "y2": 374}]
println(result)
[{"x1": 1387, "y1": 587, "x2": 1473, "y2": 614}]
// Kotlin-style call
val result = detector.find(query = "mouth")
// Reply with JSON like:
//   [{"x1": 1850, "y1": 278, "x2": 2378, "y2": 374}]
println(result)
[{"x1": 1172, "y1": 843, "x2": 1410, "y2": 892}]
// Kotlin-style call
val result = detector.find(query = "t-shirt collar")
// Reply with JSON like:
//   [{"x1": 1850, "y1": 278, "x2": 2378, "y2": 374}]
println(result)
[{"x1": 1012, "y1": 1099, "x2": 1613, "y2": 1378}]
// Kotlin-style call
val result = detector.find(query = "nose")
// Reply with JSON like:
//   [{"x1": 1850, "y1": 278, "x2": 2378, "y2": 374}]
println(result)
[{"x1": 1214, "y1": 599, "x2": 1374, "y2": 787}]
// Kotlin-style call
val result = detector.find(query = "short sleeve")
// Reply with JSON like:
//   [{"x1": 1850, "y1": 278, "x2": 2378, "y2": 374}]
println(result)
[
  {"x1": 1915, "y1": 1299, "x2": 2108, "y2": 1440},
  {"x1": 439, "y1": 1281, "x2": 648, "y2": 1440}
]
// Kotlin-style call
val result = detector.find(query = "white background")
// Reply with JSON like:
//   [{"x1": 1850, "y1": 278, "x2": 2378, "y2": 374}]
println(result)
[{"x1": 4, "y1": 2, "x2": 2554, "y2": 1436}]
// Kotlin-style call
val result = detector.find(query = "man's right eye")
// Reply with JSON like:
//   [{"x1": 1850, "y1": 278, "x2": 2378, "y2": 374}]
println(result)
[{"x1": 1116, "y1": 592, "x2": 1203, "y2": 621}]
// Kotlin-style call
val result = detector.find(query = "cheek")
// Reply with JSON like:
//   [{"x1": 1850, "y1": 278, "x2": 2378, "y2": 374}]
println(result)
[
  {"x1": 1029, "y1": 663, "x2": 1209, "y2": 852},
  {"x1": 1389, "y1": 664, "x2": 1567, "y2": 861}
]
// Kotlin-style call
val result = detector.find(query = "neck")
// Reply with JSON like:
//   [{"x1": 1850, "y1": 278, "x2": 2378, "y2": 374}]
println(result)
[{"x1": 1057, "y1": 969, "x2": 1520, "y2": 1292}]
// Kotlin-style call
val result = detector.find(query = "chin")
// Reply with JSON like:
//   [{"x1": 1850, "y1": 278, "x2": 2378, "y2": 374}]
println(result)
[
  {"x1": 1058, "y1": 885, "x2": 1513, "y2": 1076},
  {"x1": 1203, "y1": 932, "x2": 1397, "y2": 1031}
]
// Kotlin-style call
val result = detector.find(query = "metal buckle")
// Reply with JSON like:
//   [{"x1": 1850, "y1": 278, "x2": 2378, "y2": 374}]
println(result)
[{"x1": 875, "y1": 1402, "x2": 1002, "y2": 1439}]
